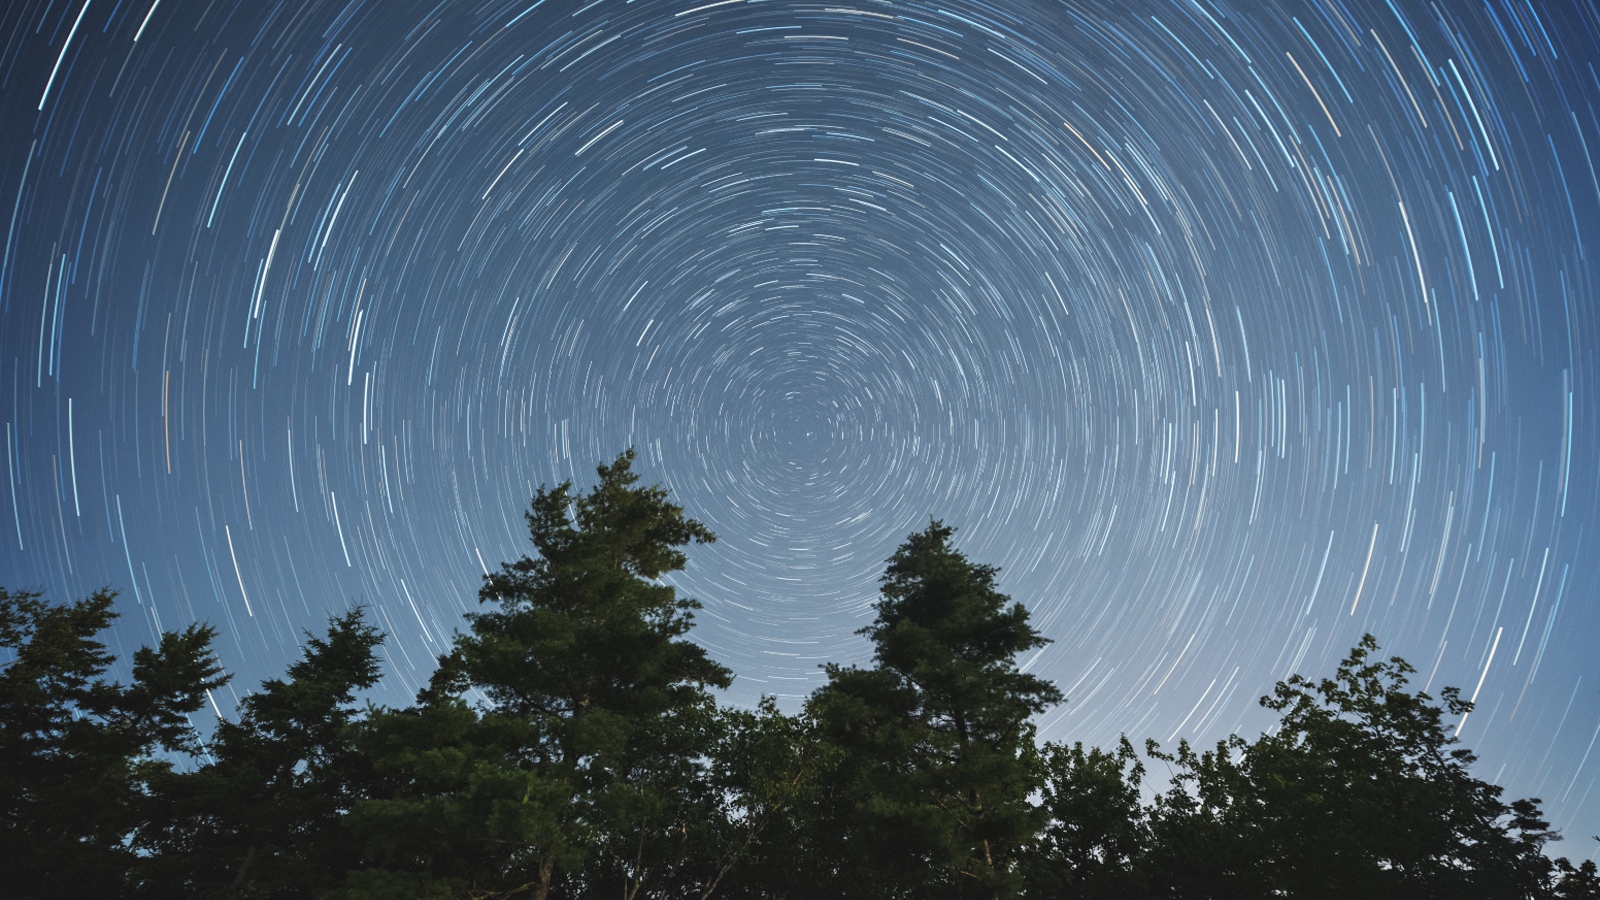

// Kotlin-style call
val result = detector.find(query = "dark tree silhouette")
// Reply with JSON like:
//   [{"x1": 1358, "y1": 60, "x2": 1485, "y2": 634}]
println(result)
[
  {"x1": 343, "y1": 449, "x2": 731, "y2": 900},
  {"x1": 135, "y1": 608, "x2": 384, "y2": 898},
  {"x1": 1021, "y1": 737, "x2": 1150, "y2": 899},
  {"x1": 7, "y1": 465, "x2": 1600, "y2": 900},
  {"x1": 1137, "y1": 635, "x2": 1570, "y2": 900},
  {"x1": 807, "y1": 520, "x2": 1062, "y2": 900},
  {"x1": 0, "y1": 587, "x2": 225, "y2": 899}
]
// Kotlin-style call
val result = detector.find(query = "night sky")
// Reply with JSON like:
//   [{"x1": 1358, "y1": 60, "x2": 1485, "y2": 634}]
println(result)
[{"x1": 3, "y1": 0, "x2": 1599, "y2": 854}]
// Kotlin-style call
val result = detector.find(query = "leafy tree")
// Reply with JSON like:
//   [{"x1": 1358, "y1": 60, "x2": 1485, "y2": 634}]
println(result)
[
  {"x1": 1021, "y1": 737, "x2": 1149, "y2": 899},
  {"x1": 1137, "y1": 635, "x2": 1566, "y2": 900},
  {"x1": 135, "y1": 608, "x2": 384, "y2": 898},
  {"x1": 1137, "y1": 733, "x2": 1266, "y2": 900},
  {"x1": 345, "y1": 449, "x2": 731, "y2": 900},
  {"x1": 692, "y1": 698, "x2": 841, "y2": 900},
  {"x1": 1552, "y1": 858, "x2": 1600, "y2": 899},
  {"x1": 0, "y1": 586, "x2": 226, "y2": 898},
  {"x1": 807, "y1": 521, "x2": 1062, "y2": 900}
]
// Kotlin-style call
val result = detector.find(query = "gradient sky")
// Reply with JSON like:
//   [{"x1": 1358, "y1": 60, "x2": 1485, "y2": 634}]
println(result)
[{"x1": 2, "y1": 0, "x2": 1598, "y2": 857}]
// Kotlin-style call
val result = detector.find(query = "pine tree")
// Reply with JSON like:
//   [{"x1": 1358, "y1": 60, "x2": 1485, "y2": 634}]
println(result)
[
  {"x1": 345, "y1": 450, "x2": 731, "y2": 900},
  {"x1": 808, "y1": 521, "x2": 1061, "y2": 900},
  {"x1": 136, "y1": 609, "x2": 384, "y2": 897},
  {"x1": 0, "y1": 587, "x2": 225, "y2": 898}
]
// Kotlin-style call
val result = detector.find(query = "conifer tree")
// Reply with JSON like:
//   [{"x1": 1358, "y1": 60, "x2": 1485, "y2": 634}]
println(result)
[
  {"x1": 346, "y1": 450, "x2": 730, "y2": 900},
  {"x1": 136, "y1": 608, "x2": 384, "y2": 897},
  {"x1": 0, "y1": 587, "x2": 225, "y2": 898},
  {"x1": 808, "y1": 521, "x2": 1061, "y2": 900}
]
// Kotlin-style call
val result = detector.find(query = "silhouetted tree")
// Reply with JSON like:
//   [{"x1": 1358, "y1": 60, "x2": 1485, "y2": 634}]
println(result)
[
  {"x1": 135, "y1": 608, "x2": 384, "y2": 898},
  {"x1": 807, "y1": 521, "x2": 1062, "y2": 900},
  {"x1": 14, "y1": 501, "x2": 1600, "y2": 900},
  {"x1": 1553, "y1": 858, "x2": 1600, "y2": 899},
  {"x1": 1137, "y1": 635, "x2": 1565, "y2": 900},
  {"x1": 344, "y1": 449, "x2": 731, "y2": 900},
  {"x1": 0, "y1": 587, "x2": 225, "y2": 899},
  {"x1": 694, "y1": 697, "x2": 841, "y2": 900},
  {"x1": 1021, "y1": 737, "x2": 1150, "y2": 899}
]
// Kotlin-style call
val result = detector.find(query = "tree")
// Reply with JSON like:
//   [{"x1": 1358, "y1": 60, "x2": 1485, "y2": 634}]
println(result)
[
  {"x1": 1021, "y1": 737, "x2": 1150, "y2": 899},
  {"x1": 135, "y1": 608, "x2": 384, "y2": 898},
  {"x1": 345, "y1": 449, "x2": 732, "y2": 899},
  {"x1": 691, "y1": 698, "x2": 841, "y2": 900},
  {"x1": 1552, "y1": 858, "x2": 1600, "y2": 900},
  {"x1": 0, "y1": 587, "x2": 226, "y2": 898},
  {"x1": 807, "y1": 521, "x2": 1062, "y2": 900},
  {"x1": 1137, "y1": 635, "x2": 1566, "y2": 900}
]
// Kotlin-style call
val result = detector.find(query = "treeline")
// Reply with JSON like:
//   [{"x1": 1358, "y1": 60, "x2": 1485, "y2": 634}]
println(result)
[{"x1": 3, "y1": 450, "x2": 1597, "y2": 899}]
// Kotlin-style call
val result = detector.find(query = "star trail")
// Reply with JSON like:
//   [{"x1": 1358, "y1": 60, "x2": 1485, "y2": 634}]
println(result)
[{"x1": 2, "y1": 0, "x2": 1598, "y2": 854}]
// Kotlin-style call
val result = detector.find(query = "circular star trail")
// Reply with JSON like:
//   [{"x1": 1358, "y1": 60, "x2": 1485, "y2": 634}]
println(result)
[{"x1": 3, "y1": 0, "x2": 1599, "y2": 852}]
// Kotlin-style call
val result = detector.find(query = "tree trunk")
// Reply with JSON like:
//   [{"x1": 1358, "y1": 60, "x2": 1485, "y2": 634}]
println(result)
[
  {"x1": 229, "y1": 844, "x2": 258, "y2": 896},
  {"x1": 532, "y1": 854, "x2": 554, "y2": 900}
]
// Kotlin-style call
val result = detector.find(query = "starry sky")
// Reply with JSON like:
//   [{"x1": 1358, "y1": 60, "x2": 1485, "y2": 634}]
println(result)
[{"x1": 3, "y1": 0, "x2": 1599, "y2": 853}]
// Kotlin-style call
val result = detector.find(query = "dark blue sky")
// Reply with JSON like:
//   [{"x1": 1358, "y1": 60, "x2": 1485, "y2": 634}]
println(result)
[{"x1": 2, "y1": 0, "x2": 1598, "y2": 856}]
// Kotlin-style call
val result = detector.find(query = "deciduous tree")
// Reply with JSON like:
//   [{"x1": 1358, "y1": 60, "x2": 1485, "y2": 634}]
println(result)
[
  {"x1": 1138, "y1": 635, "x2": 1566, "y2": 900},
  {"x1": 1022, "y1": 737, "x2": 1149, "y2": 899},
  {"x1": 345, "y1": 450, "x2": 731, "y2": 899}
]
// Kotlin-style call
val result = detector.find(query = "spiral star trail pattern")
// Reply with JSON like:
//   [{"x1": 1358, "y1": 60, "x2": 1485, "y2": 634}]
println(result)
[{"x1": 3, "y1": 0, "x2": 1599, "y2": 849}]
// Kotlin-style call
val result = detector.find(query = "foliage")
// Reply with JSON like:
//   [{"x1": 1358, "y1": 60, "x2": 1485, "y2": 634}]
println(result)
[
  {"x1": 1135, "y1": 635, "x2": 1575, "y2": 900},
  {"x1": 0, "y1": 587, "x2": 225, "y2": 898},
  {"x1": 344, "y1": 449, "x2": 732, "y2": 900},
  {"x1": 1021, "y1": 737, "x2": 1149, "y2": 899},
  {"x1": 696, "y1": 698, "x2": 841, "y2": 900},
  {"x1": 5, "y1": 457, "x2": 1600, "y2": 899},
  {"x1": 807, "y1": 520, "x2": 1062, "y2": 900},
  {"x1": 134, "y1": 608, "x2": 384, "y2": 898}
]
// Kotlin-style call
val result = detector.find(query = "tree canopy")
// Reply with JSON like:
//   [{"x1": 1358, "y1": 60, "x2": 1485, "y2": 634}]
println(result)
[
  {"x1": 807, "y1": 520, "x2": 1062, "y2": 900},
  {"x1": 2, "y1": 452, "x2": 1595, "y2": 900},
  {"x1": 347, "y1": 449, "x2": 732, "y2": 900},
  {"x1": 1134, "y1": 635, "x2": 1567, "y2": 900},
  {"x1": 0, "y1": 586, "x2": 225, "y2": 897}
]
